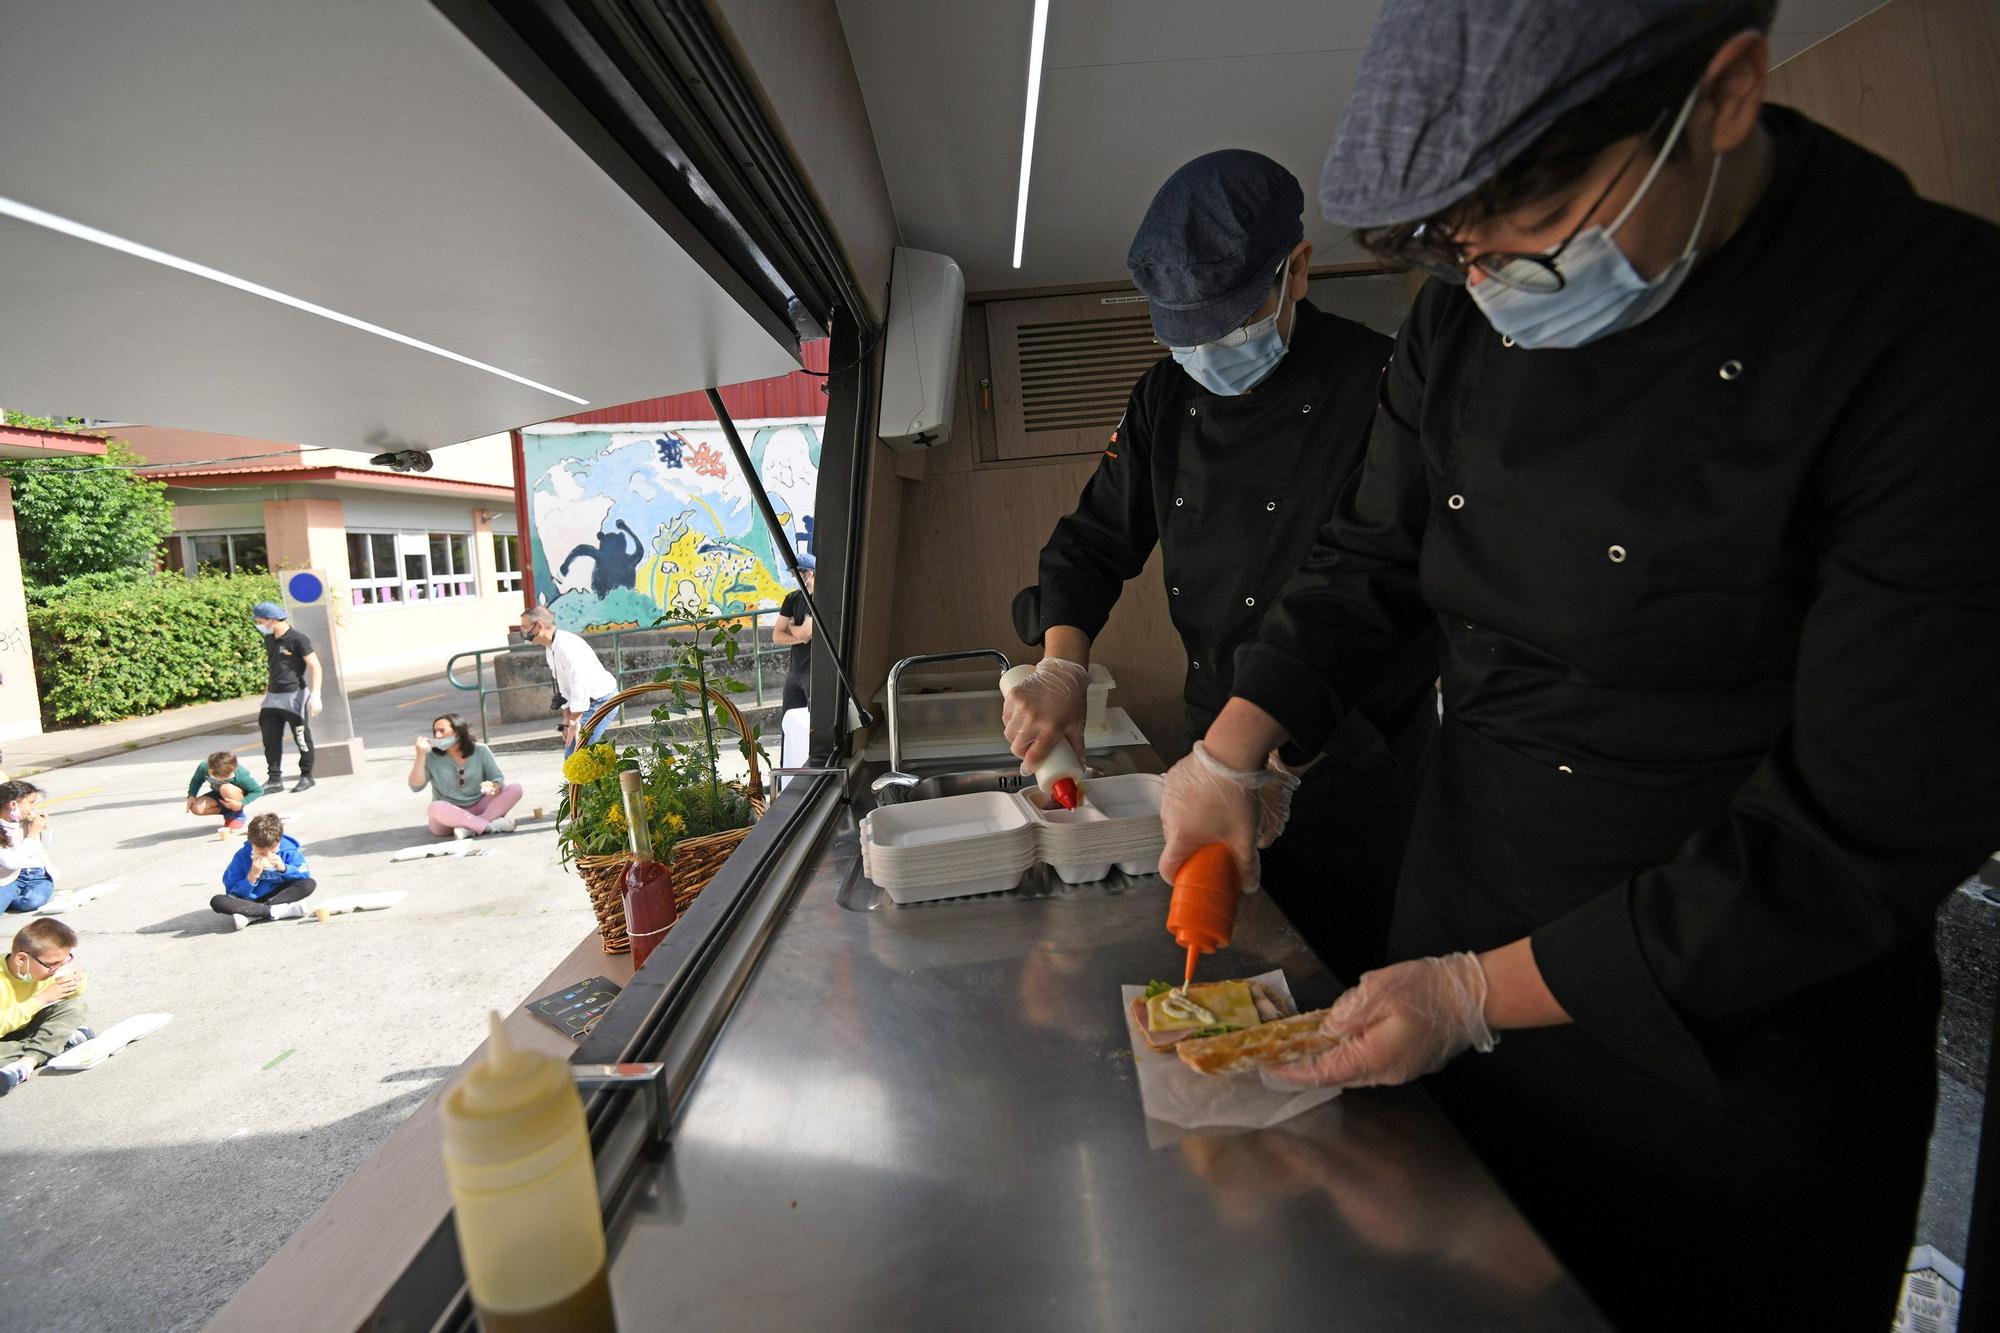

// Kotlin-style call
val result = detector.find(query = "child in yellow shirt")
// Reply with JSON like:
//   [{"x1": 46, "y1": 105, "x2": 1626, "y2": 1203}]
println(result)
[{"x1": 1, "y1": 917, "x2": 89, "y2": 1094}]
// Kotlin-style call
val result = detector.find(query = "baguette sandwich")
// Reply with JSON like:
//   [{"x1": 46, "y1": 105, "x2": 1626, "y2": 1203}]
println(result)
[
  {"x1": 1128, "y1": 978, "x2": 1290, "y2": 1052},
  {"x1": 1174, "y1": 1009, "x2": 1340, "y2": 1076}
]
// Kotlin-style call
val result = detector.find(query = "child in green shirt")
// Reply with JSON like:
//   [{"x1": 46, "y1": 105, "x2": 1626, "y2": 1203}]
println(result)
[{"x1": 186, "y1": 750, "x2": 262, "y2": 834}]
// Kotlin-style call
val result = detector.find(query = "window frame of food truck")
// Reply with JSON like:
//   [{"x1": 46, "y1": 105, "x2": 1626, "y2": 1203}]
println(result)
[{"x1": 198, "y1": 1, "x2": 880, "y2": 1326}]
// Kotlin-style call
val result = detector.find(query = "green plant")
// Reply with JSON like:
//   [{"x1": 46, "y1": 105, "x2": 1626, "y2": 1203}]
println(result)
[
  {"x1": 556, "y1": 619, "x2": 767, "y2": 868},
  {"x1": 25, "y1": 571, "x2": 280, "y2": 726},
  {"x1": 0, "y1": 434, "x2": 175, "y2": 587}
]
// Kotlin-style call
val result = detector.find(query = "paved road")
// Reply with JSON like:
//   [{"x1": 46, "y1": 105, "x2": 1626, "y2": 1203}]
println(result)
[{"x1": 0, "y1": 676, "x2": 594, "y2": 1333}]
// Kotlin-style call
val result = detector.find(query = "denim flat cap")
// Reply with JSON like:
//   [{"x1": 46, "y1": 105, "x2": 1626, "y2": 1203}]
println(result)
[
  {"x1": 1321, "y1": 0, "x2": 1754, "y2": 227},
  {"x1": 251, "y1": 600, "x2": 287, "y2": 620},
  {"x1": 1128, "y1": 150, "x2": 1305, "y2": 347}
]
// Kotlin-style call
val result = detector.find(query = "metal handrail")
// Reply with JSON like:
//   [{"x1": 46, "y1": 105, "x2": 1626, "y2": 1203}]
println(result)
[{"x1": 444, "y1": 609, "x2": 792, "y2": 743}]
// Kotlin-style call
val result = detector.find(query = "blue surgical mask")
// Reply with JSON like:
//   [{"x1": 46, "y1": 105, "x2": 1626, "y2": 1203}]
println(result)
[
  {"x1": 430, "y1": 737, "x2": 454, "y2": 752},
  {"x1": 1470, "y1": 86, "x2": 1721, "y2": 350},
  {"x1": 1171, "y1": 261, "x2": 1294, "y2": 395},
  {"x1": 255, "y1": 623, "x2": 274, "y2": 636}
]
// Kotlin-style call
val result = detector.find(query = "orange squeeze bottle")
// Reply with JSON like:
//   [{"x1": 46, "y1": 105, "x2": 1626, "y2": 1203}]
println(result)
[{"x1": 1166, "y1": 843, "x2": 1242, "y2": 987}]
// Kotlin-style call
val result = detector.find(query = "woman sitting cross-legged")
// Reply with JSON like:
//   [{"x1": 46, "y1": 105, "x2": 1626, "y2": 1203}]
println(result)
[{"x1": 412, "y1": 714, "x2": 523, "y2": 839}]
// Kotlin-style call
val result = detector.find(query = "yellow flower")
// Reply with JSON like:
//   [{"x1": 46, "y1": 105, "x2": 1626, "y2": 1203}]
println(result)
[
  {"x1": 664, "y1": 813, "x2": 686, "y2": 835},
  {"x1": 562, "y1": 743, "x2": 617, "y2": 785},
  {"x1": 605, "y1": 802, "x2": 627, "y2": 829}
]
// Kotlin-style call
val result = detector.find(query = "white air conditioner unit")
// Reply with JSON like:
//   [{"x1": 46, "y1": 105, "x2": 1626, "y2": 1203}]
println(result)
[{"x1": 877, "y1": 246, "x2": 964, "y2": 450}]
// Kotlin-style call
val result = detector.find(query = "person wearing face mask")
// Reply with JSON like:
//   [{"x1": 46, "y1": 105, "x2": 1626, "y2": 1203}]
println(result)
[
  {"x1": 1, "y1": 918, "x2": 89, "y2": 1095},
  {"x1": 518, "y1": 606, "x2": 621, "y2": 757},
  {"x1": 1157, "y1": 1, "x2": 2000, "y2": 1326},
  {"x1": 1012, "y1": 149, "x2": 1439, "y2": 983},
  {"x1": 410, "y1": 713, "x2": 522, "y2": 839},
  {"x1": 251, "y1": 600, "x2": 321, "y2": 793}
]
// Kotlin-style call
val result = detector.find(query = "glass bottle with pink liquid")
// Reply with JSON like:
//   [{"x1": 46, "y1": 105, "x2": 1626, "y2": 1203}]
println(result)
[{"x1": 618, "y1": 770, "x2": 675, "y2": 968}]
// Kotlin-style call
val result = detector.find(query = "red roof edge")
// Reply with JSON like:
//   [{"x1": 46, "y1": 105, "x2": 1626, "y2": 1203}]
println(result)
[
  {"x1": 156, "y1": 466, "x2": 513, "y2": 496},
  {"x1": 542, "y1": 338, "x2": 831, "y2": 426},
  {"x1": 0, "y1": 423, "x2": 111, "y2": 455}
]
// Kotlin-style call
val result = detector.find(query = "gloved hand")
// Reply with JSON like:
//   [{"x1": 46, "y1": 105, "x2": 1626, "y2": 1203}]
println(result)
[
  {"x1": 1260, "y1": 752, "x2": 1304, "y2": 847},
  {"x1": 1261, "y1": 953, "x2": 1498, "y2": 1090},
  {"x1": 1158, "y1": 741, "x2": 1288, "y2": 892},
  {"x1": 1002, "y1": 657, "x2": 1091, "y2": 772}
]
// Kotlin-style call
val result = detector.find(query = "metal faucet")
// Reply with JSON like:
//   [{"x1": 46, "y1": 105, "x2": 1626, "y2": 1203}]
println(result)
[{"x1": 869, "y1": 649, "x2": 1012, "y2": 800}]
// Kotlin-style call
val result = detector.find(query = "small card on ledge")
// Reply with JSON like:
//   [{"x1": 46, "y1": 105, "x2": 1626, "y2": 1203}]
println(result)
[{"x1": 527, "y1": 975, "x2": 622, "y2": 1040}]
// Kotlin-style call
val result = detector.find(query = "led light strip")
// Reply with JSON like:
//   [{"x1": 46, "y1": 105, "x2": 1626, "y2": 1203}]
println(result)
[
  {"x1": 1010, "y1": 0, "x2": 1051, "y2": 269},
  {"x1": 0, "y1": 194, "x2": 588, "y2": 405}
]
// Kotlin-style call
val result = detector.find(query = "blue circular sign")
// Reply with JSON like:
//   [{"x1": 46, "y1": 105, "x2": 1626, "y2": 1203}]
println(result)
[{"x1": 286, "y1": 571, "x2": 325, "y2": 605}]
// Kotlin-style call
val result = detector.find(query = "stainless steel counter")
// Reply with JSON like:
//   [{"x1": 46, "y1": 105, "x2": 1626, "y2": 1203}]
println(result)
[{"x1": 590, "y1": 751, "x2": 1608, "y2": 1329}]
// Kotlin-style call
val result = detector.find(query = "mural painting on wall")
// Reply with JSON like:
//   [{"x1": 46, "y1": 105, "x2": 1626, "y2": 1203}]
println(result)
[{"x1": 523, "y1": 420, "x2": 822, "y2": 634}]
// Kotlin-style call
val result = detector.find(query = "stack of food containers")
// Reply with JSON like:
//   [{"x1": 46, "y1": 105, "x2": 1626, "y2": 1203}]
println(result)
[{"x1": 860, "y1": 774, "x2": 1165, "y2": 904}]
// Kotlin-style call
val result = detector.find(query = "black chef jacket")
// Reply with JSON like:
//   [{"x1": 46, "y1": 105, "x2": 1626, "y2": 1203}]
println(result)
[
  {"x1": 1036, "y1": 300, "x2": 1435, "y2": 749},
  {"x1": 1234, "y1": 107, "x2": 2000, "y2": 1325}
]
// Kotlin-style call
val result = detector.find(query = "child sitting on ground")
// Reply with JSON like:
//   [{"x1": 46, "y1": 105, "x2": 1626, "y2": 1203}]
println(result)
[
  {"x1": 186, "y1": 751, "x2": 263, "y2": 834},
  {"x1": 213, "y1": 812, "x2": 316, "y2": 929},
  {"x1": 0, "y1": 780, "x2": 57, "y2": 914},
  {"x1": 1, "y1": 917, "x2": 89, "y2": 1093}
]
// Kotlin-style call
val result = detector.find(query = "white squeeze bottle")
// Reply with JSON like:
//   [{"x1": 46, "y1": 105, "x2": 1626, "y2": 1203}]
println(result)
[
  {"x1": 999, "y1": 664, "x2": 1086, "y2": 810},
  {"x1": 441, "y1": 1013, "x2": 617, "y2": 1332}
]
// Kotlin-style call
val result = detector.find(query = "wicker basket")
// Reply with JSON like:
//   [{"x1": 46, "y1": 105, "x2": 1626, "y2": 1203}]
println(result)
[{"x1": 564, "y1": 679, "x2": 767, "y2": 954}]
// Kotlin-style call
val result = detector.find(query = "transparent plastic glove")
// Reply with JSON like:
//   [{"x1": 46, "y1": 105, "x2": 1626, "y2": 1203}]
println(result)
[
  {"x1": 1260, "y1": 953, "x2": 1498, "y2": 1090},
  {"x1": 1260, "y1": 753, "x2": 1303, "y2": 847},
  {"x1": 1158, "y1": 741, "x2": 1283, "y2": 893},
  {"x1": 1002, "y1": 657, "x2": 1091, "y2": 771}
]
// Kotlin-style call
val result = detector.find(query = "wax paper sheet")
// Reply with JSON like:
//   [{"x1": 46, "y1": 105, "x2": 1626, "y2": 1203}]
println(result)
[{"x1": 1122, "y1": 969, "x2": 1340, "y2": 1134}]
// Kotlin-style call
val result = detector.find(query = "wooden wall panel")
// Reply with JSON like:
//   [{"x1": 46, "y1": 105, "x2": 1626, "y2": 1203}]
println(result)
[
  {"x1": 1767, "y1": 0, "x2": 2000, "y2": 223},
  {"x1": 886, "y1": 452, "x2": 1189, "y2": 759}
]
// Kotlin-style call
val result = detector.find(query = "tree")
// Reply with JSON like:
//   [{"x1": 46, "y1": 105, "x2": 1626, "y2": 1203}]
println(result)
[{"x1": 0, "y1": 427, "x2": 176, "y2": 588}]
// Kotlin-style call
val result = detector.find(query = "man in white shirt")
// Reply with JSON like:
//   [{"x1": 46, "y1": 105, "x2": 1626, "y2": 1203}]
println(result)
[{"x1": 519, "y1": 607, "x2": 620, "y2": 756}]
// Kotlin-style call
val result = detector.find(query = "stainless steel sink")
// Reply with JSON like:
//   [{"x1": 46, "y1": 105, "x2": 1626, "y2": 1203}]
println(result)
[
  {"x1": 905, "y1": 769, "x2": 1036, "y2": 801},
  {"x1": 858, "y1": 752, "x2": 1138, "y2": 814}
]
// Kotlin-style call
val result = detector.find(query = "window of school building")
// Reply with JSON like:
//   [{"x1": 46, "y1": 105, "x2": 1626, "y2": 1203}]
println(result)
[
  {"x1": 346, "y1": 530, "x2": 479, "y2": 606},
  {"x1": 165, "y1": 529, "x2": 270, "y2": 575},
  {"x1": 492, "y1": 532, "x2": 522, "y2": 594}
]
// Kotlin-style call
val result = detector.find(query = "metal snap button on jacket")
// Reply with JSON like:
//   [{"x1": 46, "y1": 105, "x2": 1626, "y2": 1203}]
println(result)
[
  {"x1": 1448, "y1": 494, "x2": 1466, "y2": 510},
  {"x1": 1608, "y1": 545, "x2": 1628, "y2": 563},
  {"x1": 1244, "y1": 597, "x2": 1256, "y2": 607},
  {"x1": 1719, "y1": 359, "x2": 1744, "y2": 381},
  {"x1": 1265, "y1": 500, "x2": 1277, "y2": 511}
]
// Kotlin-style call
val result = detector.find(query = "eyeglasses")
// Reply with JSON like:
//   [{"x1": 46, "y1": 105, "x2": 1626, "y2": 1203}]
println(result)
[
  {"x1": 32, "y1": 951, "x2": 72, "y2": 972},
  {"x1": 1403, "y1": 109, "x2": 1670, "y2": 294},
  {"x1": 1174, "y1": 256, "x2": 1291, "y2": 351}
]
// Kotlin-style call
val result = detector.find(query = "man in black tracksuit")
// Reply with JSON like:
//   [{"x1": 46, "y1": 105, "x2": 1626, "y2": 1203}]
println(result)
[
  {"x1": 1004, "y1": 149, "x2": 1438, "y2": 986},
  {"x1": 252, "y1": 599, "x2": 319, "y2": 792},
  {"x1": 1164, "y1": 3, "x2": 2000, "y2": 1326}
]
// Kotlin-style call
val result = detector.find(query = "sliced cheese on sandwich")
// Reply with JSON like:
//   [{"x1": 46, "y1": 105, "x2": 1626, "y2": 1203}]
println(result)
[{"x1": 1143, "y1": 979, "x2": 1261, "y2": 1035}]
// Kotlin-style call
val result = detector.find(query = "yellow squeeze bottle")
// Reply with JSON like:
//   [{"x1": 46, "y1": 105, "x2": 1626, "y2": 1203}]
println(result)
[{"x1": 441, "y1": 1013, "x2": 617, "y2": 1332}]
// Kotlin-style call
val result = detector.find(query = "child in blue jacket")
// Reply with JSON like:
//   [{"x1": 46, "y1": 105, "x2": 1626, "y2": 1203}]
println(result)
[{"x1": 212, "y1": 813, "x2": 315, "y2": 929}]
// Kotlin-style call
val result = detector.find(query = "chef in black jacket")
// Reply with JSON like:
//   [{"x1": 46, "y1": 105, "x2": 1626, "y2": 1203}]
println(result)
[
  {"x1": 1005, "y1": 149, "x2": 1438, "y2": 985},
  {"x1": 1158, "y1": 2, "x2": 2000, "y2": 1327}
]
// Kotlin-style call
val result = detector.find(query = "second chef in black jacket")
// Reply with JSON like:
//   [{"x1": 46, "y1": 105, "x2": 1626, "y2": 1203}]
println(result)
[
  {"x1": 1164, "y1": 3, "x2": 2000, "y2": 1329},
  {"x1": 1006, "y1": 149, "x2": 1438, "y2": 984}
]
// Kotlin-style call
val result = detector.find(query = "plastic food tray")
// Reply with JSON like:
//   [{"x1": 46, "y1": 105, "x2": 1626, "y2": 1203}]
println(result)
[
  {"x1": 1014, "y1": 772, "x2": 1166, "y2": 884},
  {"x1": 860, "y1": 776, "x2": 1167, "y2": 903},
  {"x1": 860, "y1": 793, "x2": 1037, "y2": 904}
]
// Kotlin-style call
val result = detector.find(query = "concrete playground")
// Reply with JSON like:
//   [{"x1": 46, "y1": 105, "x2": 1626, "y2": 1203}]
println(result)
[{"x1": 0, "y1": 677, "x2": 598, "y2": 1333}]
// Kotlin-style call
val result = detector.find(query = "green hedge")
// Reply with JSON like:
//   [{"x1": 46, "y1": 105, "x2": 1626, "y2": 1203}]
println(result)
[{"x1": 27, "y1": 571, "x2": 281, "y2": 726}]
